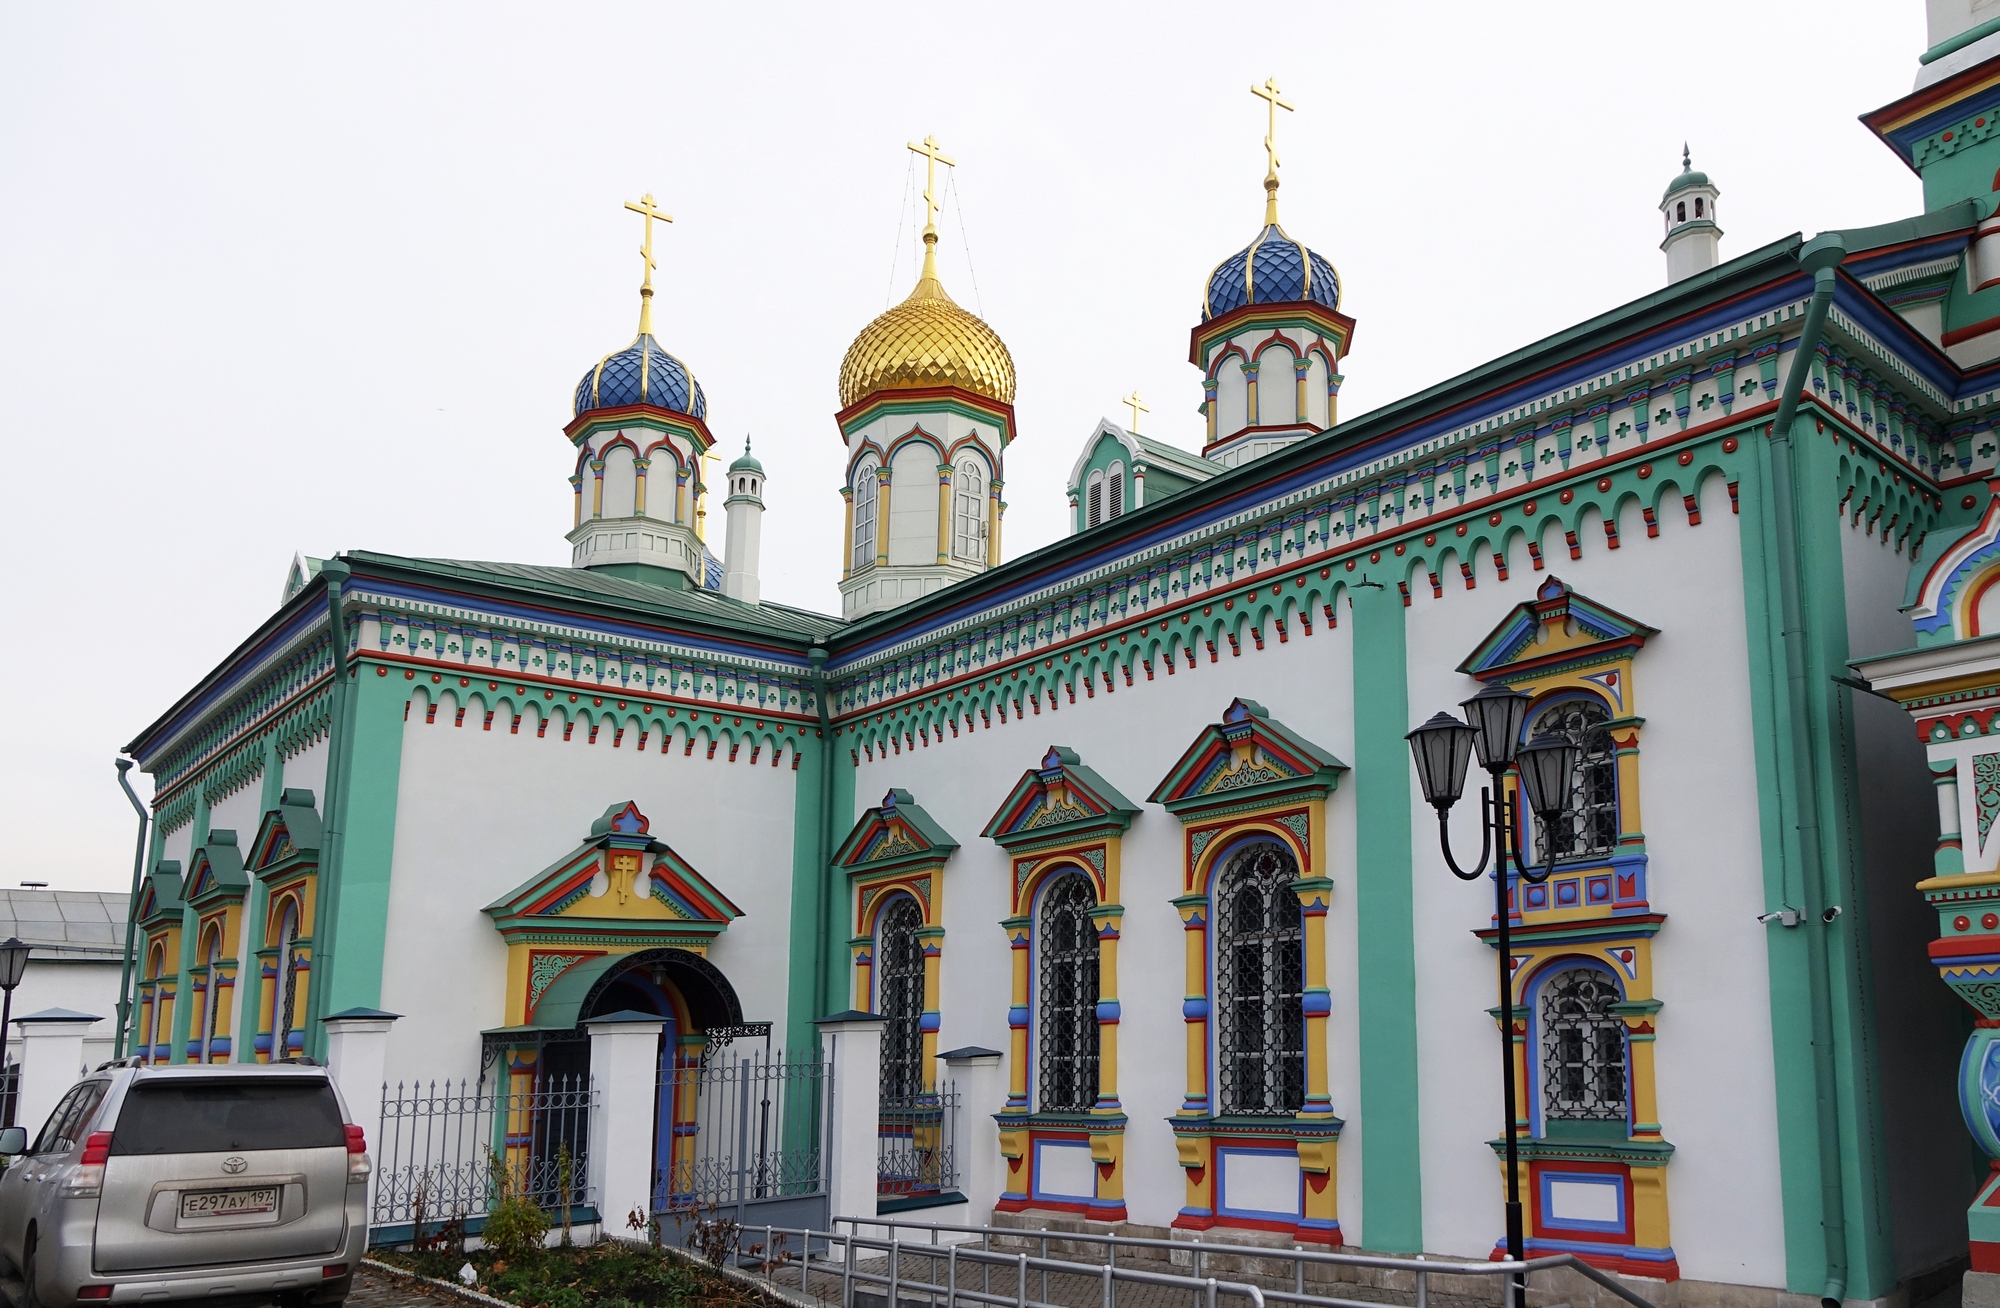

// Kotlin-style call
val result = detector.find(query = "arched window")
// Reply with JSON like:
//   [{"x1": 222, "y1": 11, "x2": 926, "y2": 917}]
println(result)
[
  {"x1": 1538, "y1": 966, "x2": 1628, "y2": 1124},
  {"x1": 953, "y1": 461, "x2": 986, "y2": 562},
  {"x1": 144, "y1": 942, "x2": 165, "y2": 1063},
  {"x1": 1087, "y1": 471, "x2": 1104, "y2": 528},
  {"x1": 200, "y1": 928, "x2": 222, "y2": 1063},
  {"x1": 1106, "y1": 462, "x2": 1124, "y2": 519},
  {"x1": 1675, "y1": 201, "x2": 1686, "y2": 223},
  {"x1": 876, "y1": 896, "x2": 926, "y2": 1102},
  {"x1": 1214, "y1": 840, "x2": 1305, "y2": 1116},
  {"x1": 1528, "y1": 698, "x2": 1619, "y2": 862},
  {"x1": 1036, "y1": 874, "x2": 1100, "y2": 1112},
  {"x1": 852, "y1": 465, "x2": 879, "y2": 570},
  {"x1": 276, "y1": 899, "x2": 301, "y2": 1059},
  {"x1": 1694, "y1": 197, "x2": 1704, "y2": 218}
]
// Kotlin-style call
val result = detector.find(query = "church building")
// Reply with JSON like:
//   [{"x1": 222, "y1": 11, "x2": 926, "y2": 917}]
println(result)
[{"x1": 124, "y1": 6, "x2": 2000, "y2": 1302}]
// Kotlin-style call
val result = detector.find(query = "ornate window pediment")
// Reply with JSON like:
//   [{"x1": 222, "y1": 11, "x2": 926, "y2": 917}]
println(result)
[
  {"x1": 983, "y1": 746, "x2": 1141, "y2": 852},
  {"x1": 834, "y1": 788, "x2": 960, "y2": 876},
  {"x1": 1148, "y1": 698, "x2": 1346, "y2": 819},
  {"x1": 137, "y1": 864, "x2": 184, "y2": 931},
  {"x1": 1459, "y1": 576, "x2": 1657, "y2": 691},
  {"x1": 483, "y1": 800, "x2": 743, "y2": 950},
  {"x1": 183, "y1": 831, "x2": 248, "y2": 909},
  {"x1": 247, "y1": 788, "x2": 324, "y2": 881}
]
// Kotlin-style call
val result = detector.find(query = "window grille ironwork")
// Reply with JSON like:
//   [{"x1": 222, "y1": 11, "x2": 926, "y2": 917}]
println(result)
[
  {"x1": 1214, "y1": 841, "x2": 1305, "y2": 1116},
  {"x1": 276, "y1": 901, "x2": 301, "y2": 1059},
  {"x1": 1538, "y1": 967, "x2": 1628, "y2": 1122},
  {"x1": 876, "y1": 896, "x2": 926, "y2": 1102},
  {"x1": 1530, "y1": 698, "x2": 1618, "y2": 863},
  {"x1": 877, "y1": 1079, "x2": 959, "y2": 1198},
  {"x1": 1036, "y1": 873, "x2": 1100, "y2": 1112}
]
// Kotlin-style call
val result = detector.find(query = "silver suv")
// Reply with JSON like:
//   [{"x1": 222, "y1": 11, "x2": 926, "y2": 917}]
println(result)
[{"x1": 0, "y1": 1062, "x2": 369, "y2": 1308}]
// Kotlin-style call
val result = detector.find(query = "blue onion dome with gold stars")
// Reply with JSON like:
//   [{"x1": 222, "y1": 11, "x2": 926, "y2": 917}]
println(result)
[
  {"x1": 573, "y1": 333, "x2": 707, "y2": 420},
  {"x1": 1201, "y1": 223, "x2": 1340, "y2": 322}
]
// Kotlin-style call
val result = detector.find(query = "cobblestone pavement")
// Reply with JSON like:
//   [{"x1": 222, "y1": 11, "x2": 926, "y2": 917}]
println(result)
[
  {"x1": 743, "y1": 1243, "x2": 1504, "y2": 1308},
  {"x1": 351, "y1": 1264, "x2": 470, "y2": 1308}
]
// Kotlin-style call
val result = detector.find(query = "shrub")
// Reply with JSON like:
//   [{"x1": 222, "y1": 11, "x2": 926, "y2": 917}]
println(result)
[{"x1": 481, "y1": 1195, "x2": 549, "y2": 1263}]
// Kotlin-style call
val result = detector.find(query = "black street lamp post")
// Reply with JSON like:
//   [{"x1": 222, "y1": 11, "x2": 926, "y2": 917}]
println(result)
[
  {"x1": 0, "y1": 938, "x2": 34, "y2": 1128},
  {"x1": 1407, "y1": 686, "x2": 1576, "y2": 1308}
]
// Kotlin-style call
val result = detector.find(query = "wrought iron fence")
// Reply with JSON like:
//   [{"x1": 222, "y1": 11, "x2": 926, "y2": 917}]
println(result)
[
  {"x1": 374, "y1": 1074, "x2": 595, "y2": 1231},
  {"x1": 877, "y1": 1083, "x2": 959, "y2": 1199},
  {"x1": 654, "y1": 1048, "x2": 826, "y2": 1218}
]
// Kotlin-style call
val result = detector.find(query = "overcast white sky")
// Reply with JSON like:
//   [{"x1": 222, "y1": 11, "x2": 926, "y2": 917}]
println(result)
[{"x1": 0, "y1": 2, "x2": 1930, "y2": 890}]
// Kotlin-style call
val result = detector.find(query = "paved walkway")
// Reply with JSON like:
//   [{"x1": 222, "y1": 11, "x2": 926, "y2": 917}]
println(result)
[{"x1": 351, "y1": 1264, "x2": 473, "y2": 1308}]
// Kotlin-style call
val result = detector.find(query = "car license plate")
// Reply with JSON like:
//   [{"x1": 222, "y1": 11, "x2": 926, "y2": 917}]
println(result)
[{"x1": 180, "y1": 1186, "x2": 278, "y2": 1219}]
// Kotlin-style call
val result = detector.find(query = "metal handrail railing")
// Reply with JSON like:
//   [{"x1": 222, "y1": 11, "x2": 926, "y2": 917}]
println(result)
[
  {"x1": 725, "y1": 1222, "x2": 1268, "y2": 1308},
  {"x1": 824, "y1": 1214, "x2": 1657, "y2": 1308}
]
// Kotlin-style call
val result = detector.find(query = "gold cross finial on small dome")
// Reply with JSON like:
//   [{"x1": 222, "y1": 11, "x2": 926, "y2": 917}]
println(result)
[
  {"x1": 1123, "y1": 391, "x2": 1149, "y2": 434},
  {"x1": 623, "y1": 192, "x2": 674, "y2": 336},
  {"x1": 906, "y1": 135, "x2": 957, "y2": 283},
  {"x1": 1251, "y1": 78, "x2": 1294, "y2": 226}
]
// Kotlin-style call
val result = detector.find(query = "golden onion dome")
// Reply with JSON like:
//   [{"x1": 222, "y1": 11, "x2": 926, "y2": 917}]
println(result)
[{"x1": 838, "y1": 252, "x2": 1015, "y2": 411}]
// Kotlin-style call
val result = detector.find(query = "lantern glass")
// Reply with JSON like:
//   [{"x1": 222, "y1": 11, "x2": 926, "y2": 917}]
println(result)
[
  {"x1": 1462, "y1": 684, "x2": 1531, "y2": 771},
  {"x1": 0, "y1": 939, "x2": 30, "y2": 992},
  {"x1": 1406, "y1": 713, "x2": 1478, "y2": 810},
  {"x1": 1515, "y1": 732, "x2": 1579, "y2": 823}
]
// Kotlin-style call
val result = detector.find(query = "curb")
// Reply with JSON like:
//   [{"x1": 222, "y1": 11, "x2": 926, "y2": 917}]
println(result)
[
  {"x1": 360, "y1": 1258, "x2": 518, "y2": 1308},
  {"x1": 361, "y1": 1245, "x2": 817, "y2": 1308}
]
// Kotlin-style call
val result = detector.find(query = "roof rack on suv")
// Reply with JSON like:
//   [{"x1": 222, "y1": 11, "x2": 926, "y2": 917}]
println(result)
[{"x1": 93, "y1": 1057, "x2": 144, "y2": 1072}]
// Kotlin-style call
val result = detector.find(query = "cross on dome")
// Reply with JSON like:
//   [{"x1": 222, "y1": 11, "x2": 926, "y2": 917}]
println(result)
[
  {"x1": 623, "y1": 192, "x2": 674, "y2": 336},
  {"x1": 1251, "y1": 77, "x2": 1295, "y2": 225},
  {"x1": 1123, "y1": 391, "x2": 1149, "y2": 433}
]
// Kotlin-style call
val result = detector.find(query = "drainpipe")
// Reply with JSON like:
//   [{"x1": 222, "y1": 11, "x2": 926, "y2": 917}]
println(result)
[
  {"x1": 113, "y1": 759, "x2": 150, "y2": 1059},
  {"x1": 1765, "y1": 232, "x2": 1849, "y2": 1308},
  {"x1": 808, "y1": 645, "x2": 835, "y2": 1024},
  {"x1": 299, "y1": 560, "x2": 353, "y2": 1061}
]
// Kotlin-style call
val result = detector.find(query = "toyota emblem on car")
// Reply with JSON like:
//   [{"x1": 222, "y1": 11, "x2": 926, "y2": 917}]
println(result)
[{"x1": 221, "y1": 1156, "x2": 247, "y2": 1175}]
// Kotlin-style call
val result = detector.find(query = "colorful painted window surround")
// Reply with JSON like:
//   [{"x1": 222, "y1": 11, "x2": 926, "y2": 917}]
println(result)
[
  {"x1": 182, "y1": 828, "x2": 248, "y2": 1064},
  {"x1": 1459, "y1": 577, "x2": 1676, "y2": 1279},
  {"x1": 133, "y1": 859, "x2": 186, "y2": 1065},
  {"x1": 983, "y1": 746, "x2": 1139, "y2": 1223},
  {"x1": 1148, "y1": 701, "x2": 1347, "y2": 1246}
]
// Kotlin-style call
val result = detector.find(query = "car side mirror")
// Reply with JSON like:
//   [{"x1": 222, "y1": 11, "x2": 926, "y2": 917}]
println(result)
[{"x1": 0, "y1": 1128, "x2": 27, "y2": 1156}]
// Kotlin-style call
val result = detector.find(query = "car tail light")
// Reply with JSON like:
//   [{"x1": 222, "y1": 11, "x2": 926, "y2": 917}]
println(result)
[
  {"x1": 76, "y1": 1286, "x2": 111, "y2": 1300},
  {"x1": 323, "y1": 1265, "x2": 348, "y2": 1280},
  {"x1": 344, "y1": 1125, "x2": 371, "y2": 1182},
  {"x1": 66, "y1": 1132, "x2": 112, "y2": 1197}
]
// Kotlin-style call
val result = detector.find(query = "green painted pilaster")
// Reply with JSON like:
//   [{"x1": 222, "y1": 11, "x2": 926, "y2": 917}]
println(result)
[
  {"x1": 169, "y1": 795, "x2": 211, "y2": 1064},
  {"x1": 1736, "y1": 430, "x2": 1831, "y2": 1289},
  {"x1": 823, "y1": 746, "x2": 858, "y2": 1017},
  {"x1": 1788, "y1": 414, "x2": 1898, "y2": 1296},
  {"x1": 237, "y1": 737, "x2": 284, "y2": 1060},
  {"x1": 786, "y1": 728, "x2": 829, "y2": 1059},
  {"x1": 317, "y1": 667, "x2": 406, "y2": 1022},
  {"x1": 1351, "y1": 579, "x2": 1422, "y2": 1252}
]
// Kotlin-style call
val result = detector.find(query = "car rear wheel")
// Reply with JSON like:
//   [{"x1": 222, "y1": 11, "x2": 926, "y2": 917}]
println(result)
[{"x1": 21, "y1": 1230, "x2": 40, "y2": 1308}]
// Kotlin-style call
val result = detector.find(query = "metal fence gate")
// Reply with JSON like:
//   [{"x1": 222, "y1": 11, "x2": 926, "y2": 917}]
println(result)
[
  {"x1": 372, "y1": 1074, "x2": 596, "y2": 1246},
  {"x1": 653, "y1": 1046, "x2": 829, "y2": 1236}
]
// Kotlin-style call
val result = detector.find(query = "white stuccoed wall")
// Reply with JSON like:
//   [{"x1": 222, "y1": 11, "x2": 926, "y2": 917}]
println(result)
[
  {"x1": 375, "y1": 687, "x2": 805, "y2": 1081},
  {"x1": 1402, "y1": 482, "x2": 1784, "y2": 1281},
  {"x1": 856, "y1": 608, "x2": 1359, "y2": 1237},
  {"x1": 204, "y1": 777, "x2": 266, "y2": 849},
  {"x1": 284, "y1": 734, "x2": 330, "y2": 808}
]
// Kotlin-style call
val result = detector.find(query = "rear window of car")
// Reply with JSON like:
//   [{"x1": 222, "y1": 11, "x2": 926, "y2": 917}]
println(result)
[{"x1": 109, "y1": 1079, "x2": 346, "y2": 1155}]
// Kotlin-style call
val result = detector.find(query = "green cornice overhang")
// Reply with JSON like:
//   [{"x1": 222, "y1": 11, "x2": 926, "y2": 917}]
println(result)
[
  {"x1": 826, "y1": 236, "x2": 1813, "y2": 661},
  {"x1": 488, "y1": 914, "x2": 729, "y2": 944},
  {"x1": 562, "y1": 402, "x2": 713, "y2": 453},
  {"x1": 1486, "y1": 1135, "x2": 1674, "y2": 1166},
  {"x1": 834, "y1": 385, "x2": 1015, "y2": 447}
]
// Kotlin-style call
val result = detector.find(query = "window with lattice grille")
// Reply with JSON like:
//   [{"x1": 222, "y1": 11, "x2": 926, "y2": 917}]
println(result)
[
  {"x1": 876, "y1": 896, "x2": 926, "y2": 1101},
  {"x1": 1538, "y1": 967, "x2": 1627, "y2": 1122},
  {"x1": 1529, "y1": 698, "x2": 1619, "y2": 863},
  {"x1": 1036, "y1": 874, "x2": 1100, "y2": 1112},
  {"x1": 1214, "y1": 841, "x2": 1305, "y2": 1116}
]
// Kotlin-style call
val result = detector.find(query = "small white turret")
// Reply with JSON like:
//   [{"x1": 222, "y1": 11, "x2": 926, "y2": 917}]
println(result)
[
  {"x1": 721, "y1": 438, "x2": 764, "y2": 605},
  {"x1": 1661, "y1": 145, "x2": 1722, "y2": 285}
]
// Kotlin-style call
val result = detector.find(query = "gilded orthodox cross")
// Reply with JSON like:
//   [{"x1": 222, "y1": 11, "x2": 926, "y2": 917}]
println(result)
[
  {"x1": 623, "y1": 192, "x2": 673, "y2": 334},
  {"x1": 1123, "y1": 391, "x2": 1149, "y2": 434},
  {"x1": 906, "y1": 135, "x2": 956, "y2": 238},
  {"x1": 1251, "y1": 78, "x2": 1294, "y2": 223}
]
